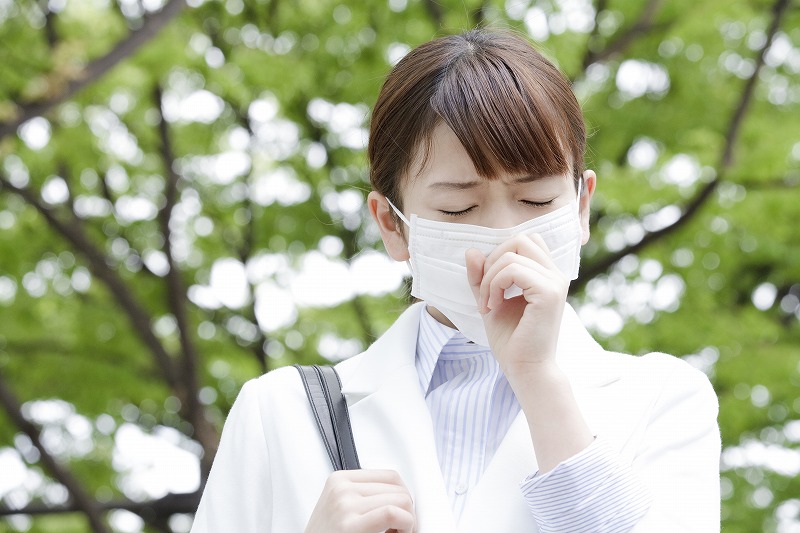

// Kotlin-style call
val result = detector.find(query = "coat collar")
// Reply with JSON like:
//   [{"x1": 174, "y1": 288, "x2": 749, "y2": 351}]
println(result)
[
  {"x1": 338, "y1": 301, "x2": 423, "y2": 401},
  {"x1": 339, "y1": 301, "x2": 622, "y2": 401}
]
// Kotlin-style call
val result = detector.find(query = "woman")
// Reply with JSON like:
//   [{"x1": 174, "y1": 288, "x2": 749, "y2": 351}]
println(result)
[{"x1": 190, "y1": 29, "x2": 720, "y2": 533}]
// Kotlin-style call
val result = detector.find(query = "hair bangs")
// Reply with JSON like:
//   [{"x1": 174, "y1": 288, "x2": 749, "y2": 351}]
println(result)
[{"x1": 430, "y1": 41, "x2": 574, "y2": 181}]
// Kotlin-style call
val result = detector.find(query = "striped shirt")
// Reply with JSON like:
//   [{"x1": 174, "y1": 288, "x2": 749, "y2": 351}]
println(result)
[{"x1": 415, "y1": 308, "x2": 652, "y2": 529}]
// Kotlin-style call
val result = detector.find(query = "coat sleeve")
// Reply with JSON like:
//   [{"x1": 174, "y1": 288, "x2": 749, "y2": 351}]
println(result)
[
  {"x1": 631, "y1": 354, "x2": 721, "y2": 532},
  {"x1": 190, "y1": 380, "x2": 273, "y2": 533}
]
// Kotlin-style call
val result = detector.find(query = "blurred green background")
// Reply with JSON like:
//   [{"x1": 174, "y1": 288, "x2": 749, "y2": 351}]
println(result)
[{"x1": 0, "y1": 0, "x2": 799, "y2": 531}]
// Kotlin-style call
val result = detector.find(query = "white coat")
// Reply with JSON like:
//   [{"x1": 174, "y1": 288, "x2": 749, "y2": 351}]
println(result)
[{"x1": 190, "y1": 302, "x2": 720, "y2": 532}]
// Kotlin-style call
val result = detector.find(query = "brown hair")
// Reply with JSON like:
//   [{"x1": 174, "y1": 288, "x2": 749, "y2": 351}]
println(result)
[{"x1": 368, "y1": 29, "x2": 586, "y2": 210}]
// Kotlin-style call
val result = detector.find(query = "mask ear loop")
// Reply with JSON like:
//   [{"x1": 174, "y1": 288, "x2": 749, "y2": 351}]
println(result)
[
  {"x1": 384, "y1": 197, "x2": 416, "y2": 276},
  {"x1": 385, "y1": 197, "x2": 411, "y2": 227},
  {"x1": 576, "y1": 174, "x2": 585, "y2": 223}
]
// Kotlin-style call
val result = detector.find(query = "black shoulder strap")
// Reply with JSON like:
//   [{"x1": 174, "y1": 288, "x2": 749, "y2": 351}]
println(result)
[{"x1": 294, "y1": 364, "x2": 361, "y2": 471}]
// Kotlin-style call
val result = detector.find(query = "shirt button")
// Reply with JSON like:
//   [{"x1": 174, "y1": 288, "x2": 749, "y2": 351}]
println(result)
[{"x1": 455, "y1": 483, "x2": 468, "y2": 495}]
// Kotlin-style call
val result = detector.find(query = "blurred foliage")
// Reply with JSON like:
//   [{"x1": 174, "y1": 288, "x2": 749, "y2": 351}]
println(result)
[{"x1": 0, "y1": 0, "x2": 799, "y2": 531}]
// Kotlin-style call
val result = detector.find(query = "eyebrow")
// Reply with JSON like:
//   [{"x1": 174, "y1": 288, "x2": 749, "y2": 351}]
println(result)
[
  {"x1": 513, "y1": 174, "x2": 550, "y2": 184},
  {"x1": 427, "y1": 180, "x2": 483, "y2": 190},
  {"x1": 427, "y1": 174, "x2": 550, "y2": 190}
]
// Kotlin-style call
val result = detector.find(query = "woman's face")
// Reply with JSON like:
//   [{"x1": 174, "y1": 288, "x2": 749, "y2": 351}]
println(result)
[{"x1": 369, "y1": 122, "x2": 595, "y2": 263}]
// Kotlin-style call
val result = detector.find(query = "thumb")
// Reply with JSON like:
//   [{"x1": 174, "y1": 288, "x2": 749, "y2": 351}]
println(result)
[{"x1": 465, "y1": 248, "x2": 487, "y2": 312}]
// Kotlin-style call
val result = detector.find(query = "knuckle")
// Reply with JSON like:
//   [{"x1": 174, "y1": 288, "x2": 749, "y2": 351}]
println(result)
[
  {"x1": 327, "y1": 480, "x2": 351, "y2": 501},
  {"x1": 381, "y1": 505, "x2": 403, "y2": 524},
  {"x1": 386, "y1": 470, "x2": 404, "y2": 485},
  {"x1": 323, "y1": 476, "x2": 337, "y2": 492},
  {"x1": 494, "y1": 264, "x2": 520, "y2": 284},
  {"x1": 399, "y1": 493, "x2": 414, "y2": 511},
  {"x1": 546, "y1": 283, "x2": 567, "y2": 300},
  {"x1": 502, "y1": 250, "x2": 517, "y2": 261},
  {"x1": 489, "y1": 276, "x2": 505, "y2": 291},
  {"x1": 327, "y1": 470, "x2": 347, "y2": 483}
]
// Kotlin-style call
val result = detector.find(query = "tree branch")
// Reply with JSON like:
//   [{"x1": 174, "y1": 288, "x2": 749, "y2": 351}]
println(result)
[
  {"x1": 738, "y1": 175, "x2": 800, "y2": 190},
  {"x1": 0, "y1": 491, "x2": 201, "y2": 519},
  {"x1": 572, "y1": 0, "x2": 792, "y2": 293},
  {"x1": 229, "y1": 183, "x2": 269, "y2": 374},
  {"x1": 41, "y1": 0, "x2": 58, "y2": 48},
  {"x1": 0, "y1": 0, "x2": 187, "y2": 141},
  {"x1": 184, "y1": 58, "x2": 269, "y2": 373},
  {"x1": 719, "y1": 0, "x2": 790, "y2": 170},
  {"x1": 153, "y1": 85, "x2": 217, "y2": 475},
  {"x1": 472, "y1": 0, "x2": 489, "y2": 27},
  {"x1": 572, "y1": 177, "x2": 719, "y2": 292},
  {"x1": 582, "y1": 0, "x2": 663, "y2": 69},
  {"x1": 99, "y1": 170, "x2": 120, "y2": 213},
  {"x1": 422, "y1": 0, "x2": 444, "y2": 28},
  {"x1": 585, "y1": 0, "x2": 608, "y2": 52},
  {"x1": 340, "y1": 232, "x2": 378, "y2": 344},
  {"x1": 0, "y1": 174, "x2": 181, "y2": 390},
  {"x1": 57, "y1": 162, "x2": 76, "y2": 213},
  {"x1": 0, "y1": 371, "x2": 111, "y2": 533}
]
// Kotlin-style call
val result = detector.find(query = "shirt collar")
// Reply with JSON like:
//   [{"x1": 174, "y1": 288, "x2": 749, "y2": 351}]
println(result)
[
  {"x1": 415, "y1": 307, "x2": 458, "y2": 394},
  {"x1": 415, "y1": 307, "x2": 496, "y2": 393}
]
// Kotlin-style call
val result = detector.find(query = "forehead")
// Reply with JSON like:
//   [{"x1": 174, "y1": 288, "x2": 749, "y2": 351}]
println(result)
[{"x1": 412, "y1": 123, "x2": 475, "y2": 180}]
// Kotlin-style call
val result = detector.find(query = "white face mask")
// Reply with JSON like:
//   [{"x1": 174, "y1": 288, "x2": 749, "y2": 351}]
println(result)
[{"x1": 388, "y1": 187, "x2": 583, "y2": 347}]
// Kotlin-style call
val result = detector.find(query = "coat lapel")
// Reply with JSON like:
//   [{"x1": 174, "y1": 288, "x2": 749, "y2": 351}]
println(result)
[
  {"x1": 458, "y1": 410, "x2": 539, "y2": 532},
  {"x1": 338, "y1": 303, "x2": 457, "y2": 532}
]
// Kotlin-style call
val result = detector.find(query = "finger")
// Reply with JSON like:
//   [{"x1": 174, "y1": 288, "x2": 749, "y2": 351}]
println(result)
[
  {"x1": 328, "y1": 469, "x2": 407, "y2": 487},
  {"x1": 356, "y1": 505, "x2": 415, "y2": 533},
  {"x1": 483, "y1": 233, "x2": 553, "y2": 275},
  {"x1": 485, "y1": 263, "x2": 542, "y2": 311},
  {"x1": 483, "y1": 233, "x2": 554, "y2": 277},
  {"x1": 353, "y1": 491, "x2": 414, "y2": 515},
  {"x1": 487, "y1": 262, "x2": 566, "y2": 310},
  {"x1": 324, "y1": 470, "x2": 411, "y2": 505},
  {"x1": 350, "y1": 482, "x2": 414, "y2": 498},
  {"x1": 480, "y1": 253, "x2": 553, "y2": 310},
  {"x1": 465, "y1": 248, "x2": 487, "y2": 312}
]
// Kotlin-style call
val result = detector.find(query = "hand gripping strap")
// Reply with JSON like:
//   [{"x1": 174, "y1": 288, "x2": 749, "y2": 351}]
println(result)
[{"x1": 294, "y1": 364, "x2": 361, "y2": 471}]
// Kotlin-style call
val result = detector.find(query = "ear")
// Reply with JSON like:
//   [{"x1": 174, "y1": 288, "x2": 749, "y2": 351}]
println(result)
[
  {"x1": 579, "y1": 170, "x2": 596, "y2": 245},
  {"x1": 367, "y1": 191, "x2": 410, "y2": 261}
]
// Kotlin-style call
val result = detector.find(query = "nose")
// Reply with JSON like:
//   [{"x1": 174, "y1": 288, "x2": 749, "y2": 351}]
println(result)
[
  {"x1": 476, "y1": 184, "x2": 529, "y2": 229},
  {"x1": 481, "y1": 207, "x2": 521, "y2": 229}
]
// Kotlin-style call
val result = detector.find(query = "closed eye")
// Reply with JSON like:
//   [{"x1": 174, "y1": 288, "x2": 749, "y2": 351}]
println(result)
[
  {"x1": 440, "y1": 206, "x2": 476, "y2": 217},
  {"x1": 521, "y1": 198, "x2": 556, "y2": 207}
]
